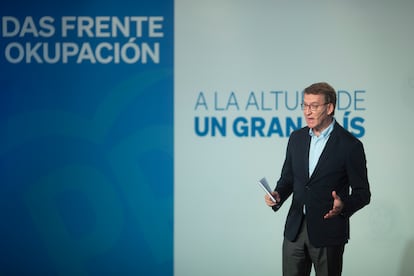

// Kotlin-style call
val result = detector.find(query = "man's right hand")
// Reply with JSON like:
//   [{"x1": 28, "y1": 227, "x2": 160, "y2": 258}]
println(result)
[{"x1": 265, "y1": 191, "x2": 281, "y2": 207}]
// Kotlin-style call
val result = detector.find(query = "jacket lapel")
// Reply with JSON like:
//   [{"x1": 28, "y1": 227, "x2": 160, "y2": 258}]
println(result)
[
  {"x1": 308, "y1": 123, "x2": 338, "y2": 181},
  {"x1": 303, "y1": 130, "x2": 311, "y2": 179}
]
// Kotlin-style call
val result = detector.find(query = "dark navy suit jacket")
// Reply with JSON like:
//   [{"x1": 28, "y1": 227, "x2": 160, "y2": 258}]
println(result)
[{"x1": 273, "y1": 121, "x2": 371, "y2": 247}]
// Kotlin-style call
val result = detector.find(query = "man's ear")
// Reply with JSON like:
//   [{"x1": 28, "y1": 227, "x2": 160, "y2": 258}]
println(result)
[{"x1": 327, "y1": 103, "x2": 334, "y2": 116}]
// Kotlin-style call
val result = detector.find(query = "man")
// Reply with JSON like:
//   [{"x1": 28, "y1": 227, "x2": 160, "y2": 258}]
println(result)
[{"x1": 265, "y1": 82, "x2": 371, "y2": 276}]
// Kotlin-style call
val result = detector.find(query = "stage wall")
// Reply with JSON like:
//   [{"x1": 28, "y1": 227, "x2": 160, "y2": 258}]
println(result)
[{"x1": 1, "y1": 0, "x2": 414, "y2": 276}]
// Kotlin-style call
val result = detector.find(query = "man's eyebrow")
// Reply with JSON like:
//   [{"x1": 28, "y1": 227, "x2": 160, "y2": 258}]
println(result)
[{"x1": 303, "y1": 101, "x2": 321, "y2": 104}]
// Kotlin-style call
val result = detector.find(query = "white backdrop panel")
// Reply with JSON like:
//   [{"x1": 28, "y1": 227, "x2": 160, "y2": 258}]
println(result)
[{"x1": 175, "y1": 1, "x2": 414, "y2": 275}]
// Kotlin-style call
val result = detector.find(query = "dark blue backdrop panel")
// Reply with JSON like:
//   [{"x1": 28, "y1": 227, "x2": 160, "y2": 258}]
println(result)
[{"x1": 0, "y1": 1, "x2": 173, "y2": 275}]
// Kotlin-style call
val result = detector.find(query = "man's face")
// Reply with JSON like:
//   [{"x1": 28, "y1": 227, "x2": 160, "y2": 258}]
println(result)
[{"x1": 303, "y1": 93, "x2": 333, "y2": 132}]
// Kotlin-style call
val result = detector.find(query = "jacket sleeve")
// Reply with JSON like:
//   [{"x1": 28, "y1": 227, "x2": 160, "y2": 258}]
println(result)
[
  {"x1": 272, "y1": 135, "x2": 295, "y2": 211},
  {"x1": 340, "y1": 139, "x2": 371, "y2": 218}
]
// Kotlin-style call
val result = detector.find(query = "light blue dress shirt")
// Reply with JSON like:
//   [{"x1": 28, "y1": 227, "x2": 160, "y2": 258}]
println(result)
[
  {"x1": 304, "y1": 119, "x2": 335, "y2": 214},
  {"x1": 308, "y1": 119, "x2": 335, "y2": 177}
]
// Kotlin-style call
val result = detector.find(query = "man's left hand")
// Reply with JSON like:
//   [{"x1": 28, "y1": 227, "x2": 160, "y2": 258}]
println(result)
[{"x1": 324, "y1": 191, "x2": 344, "y2": 219}]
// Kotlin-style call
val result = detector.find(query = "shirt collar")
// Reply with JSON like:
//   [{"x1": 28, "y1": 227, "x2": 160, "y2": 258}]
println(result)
[{"x1": 309, "y1": 118, "x2": 335, "y2": 138}]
